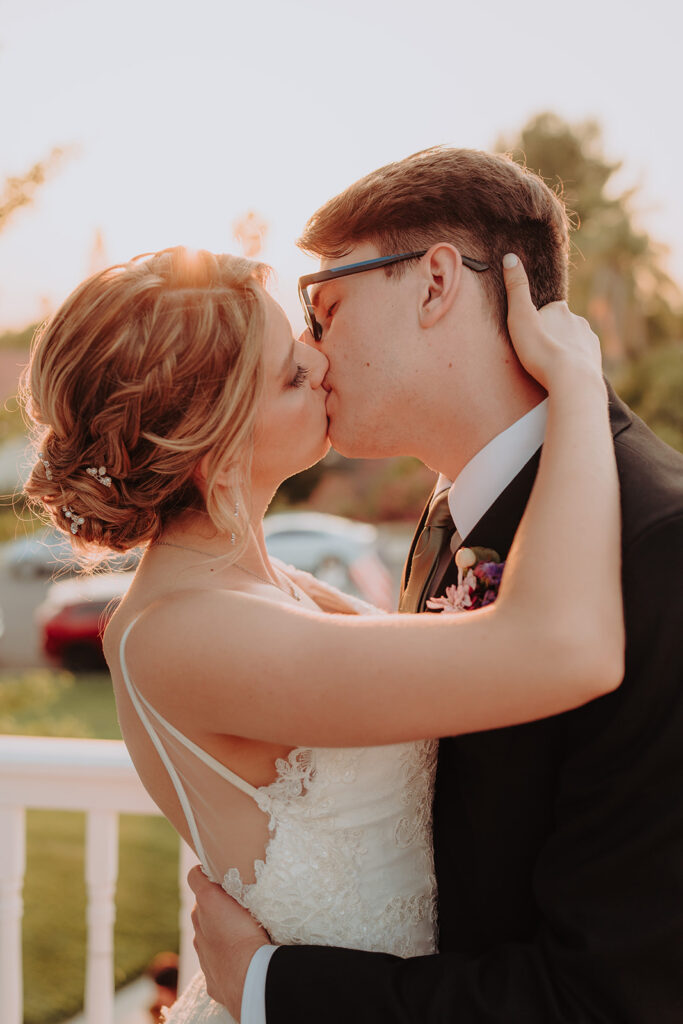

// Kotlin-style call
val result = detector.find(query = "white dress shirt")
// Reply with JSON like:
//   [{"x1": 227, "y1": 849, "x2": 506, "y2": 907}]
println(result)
[
  {"x1": 437, "y1": 397, "x2": 548, "y2": 539},
  {"x1": 240, "y1": 398, "x2": 549, "y2": 1024}
]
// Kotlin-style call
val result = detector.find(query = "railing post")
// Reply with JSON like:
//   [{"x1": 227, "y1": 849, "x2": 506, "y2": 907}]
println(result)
[
  {"x1": 0, "y1": 805, "x2": 26, "y2": 1024},
  {"x1": 178, "y1": 841, "x2": 201, "y2": 993},
  {"x1": 84, "y1": 809, "x2": 119, "y2": 1024}
]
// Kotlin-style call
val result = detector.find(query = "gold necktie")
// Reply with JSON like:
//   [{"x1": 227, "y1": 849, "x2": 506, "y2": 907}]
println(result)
[{"x1": 400, "y1": 491, "x2": 455, "y2": 613}]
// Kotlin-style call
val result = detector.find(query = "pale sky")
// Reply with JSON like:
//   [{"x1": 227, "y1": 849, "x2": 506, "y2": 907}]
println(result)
[{"x1": 1, "y1": 0, "x2": 682, "y2": 331}]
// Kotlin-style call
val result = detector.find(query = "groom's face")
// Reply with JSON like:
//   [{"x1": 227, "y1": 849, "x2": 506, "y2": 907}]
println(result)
[{"x1": 307, "y1": 243, "x2": 423, "y2": 458}]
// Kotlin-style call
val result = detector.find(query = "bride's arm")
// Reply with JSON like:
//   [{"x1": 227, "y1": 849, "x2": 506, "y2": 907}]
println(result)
[{"x1": 128, "y1": 257, "x2": 623, "y2": 746}]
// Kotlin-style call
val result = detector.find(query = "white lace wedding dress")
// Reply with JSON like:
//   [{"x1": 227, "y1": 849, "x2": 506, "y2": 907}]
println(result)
[{"x1": 118, "y1": 598, "x2": 438, "y2": 1024}]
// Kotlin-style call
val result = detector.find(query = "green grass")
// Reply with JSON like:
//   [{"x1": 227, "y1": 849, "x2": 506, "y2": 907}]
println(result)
[
  {"x1": 2, "y1": 672, "x2": 181, "y2": 1024},
  {"x1": 0, "y1": 323, "x2": 36, "y2": 351}
]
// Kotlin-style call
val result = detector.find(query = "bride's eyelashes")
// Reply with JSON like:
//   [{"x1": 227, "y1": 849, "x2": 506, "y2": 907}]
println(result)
[{"x1": 289, "y1": 364, "x2": 311, "y2": 388}]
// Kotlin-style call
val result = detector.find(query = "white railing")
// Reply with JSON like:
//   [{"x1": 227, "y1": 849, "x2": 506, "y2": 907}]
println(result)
[{"x1": 0, "y1": 734, "x2": 200, "y2": 1024}]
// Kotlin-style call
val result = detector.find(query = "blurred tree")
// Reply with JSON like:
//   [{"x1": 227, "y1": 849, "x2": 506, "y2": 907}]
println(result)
[
  {"x1": 614, "y1": 341, "x2": 683, "y2": 452},
  {"x1": 496, "y1": 112, "x2": 683, "y2": 369},
  {"x1": 0, "y1": 146, "x2": 67, "y2": 233},
  {"x1": 233, "y1": 210, "x2": 269, "y2": 258},
  {"x1": 0, "y1": 322, "x2": 36, "y2": 350}
]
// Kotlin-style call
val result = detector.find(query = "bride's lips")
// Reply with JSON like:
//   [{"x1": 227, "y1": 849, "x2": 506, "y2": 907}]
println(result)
[{"x1": 322, "y1": 382, "x2": 333, "y2": 431}]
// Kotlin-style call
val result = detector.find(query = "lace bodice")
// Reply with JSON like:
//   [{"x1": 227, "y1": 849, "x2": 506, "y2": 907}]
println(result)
[
  {"x1": 222, "y1": 739, "x2": 437, "y2": 955},
  {"x1": 118, "y1": 596, "x2": 438, "y2": 1022}
]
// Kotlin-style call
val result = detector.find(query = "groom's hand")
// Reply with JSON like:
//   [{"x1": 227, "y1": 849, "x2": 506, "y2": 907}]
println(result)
[{"x1": 188, "y1": 866, "x2": 270, "y2": 1018}]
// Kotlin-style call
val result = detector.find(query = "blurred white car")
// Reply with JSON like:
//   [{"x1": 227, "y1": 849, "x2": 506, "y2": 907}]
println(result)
[
  {"x1": 3, "y1": 526, "x2": 141, "y2": 580},
  {"x1": 264, "y1": 511, "x2": 394, "y2": 611}
]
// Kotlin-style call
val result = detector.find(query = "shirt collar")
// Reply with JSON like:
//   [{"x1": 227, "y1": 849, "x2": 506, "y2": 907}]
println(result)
[{"x1": 435, "y1": 398, "x2": 548, "y2": 540}]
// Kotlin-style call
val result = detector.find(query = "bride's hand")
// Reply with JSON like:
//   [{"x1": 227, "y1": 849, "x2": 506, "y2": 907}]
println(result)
[{"x1": 503, "y1": 254, "x2": 603, "y2": 392}]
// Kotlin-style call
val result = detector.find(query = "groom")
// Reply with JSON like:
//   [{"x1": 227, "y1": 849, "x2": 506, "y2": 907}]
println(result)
[{"x1": 190, "y1": 148, "x2": 683, "y2": 1022}]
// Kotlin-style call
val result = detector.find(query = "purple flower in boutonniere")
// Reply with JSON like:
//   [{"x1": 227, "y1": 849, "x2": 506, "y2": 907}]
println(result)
[
  {"x1": 473, "y1": 560, "x2": 504, "y2": 589},
  {"x1": 426, "y1": 546, "x2": 505, "y2": 614}
]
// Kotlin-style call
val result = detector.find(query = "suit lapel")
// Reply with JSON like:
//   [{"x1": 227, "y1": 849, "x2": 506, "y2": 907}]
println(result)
[
  {"x1": 400, "y1": 485, "x2": 437, "y2": 598},
  {"x1": 605, "y1": 378, "x2": 632, "y2": 440}
]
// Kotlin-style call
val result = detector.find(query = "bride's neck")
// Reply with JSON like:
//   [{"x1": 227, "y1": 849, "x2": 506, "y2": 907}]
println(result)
[{"x1": 158, "y1": 512, "x2": 276, "y2": 577}]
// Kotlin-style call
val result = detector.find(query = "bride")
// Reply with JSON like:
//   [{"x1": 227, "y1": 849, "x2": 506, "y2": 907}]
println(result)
[{"x1": 22, "y1": 246, "x2": 622, "y2": 1023}]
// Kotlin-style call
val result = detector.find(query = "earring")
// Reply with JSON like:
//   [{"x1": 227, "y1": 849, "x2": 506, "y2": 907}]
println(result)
[
  {"x1": 38, "y1": 452, "x2": 52, "y2": 481},
  {"x1": 234, "y1": 501, "x2": 240, "y2": 518}
]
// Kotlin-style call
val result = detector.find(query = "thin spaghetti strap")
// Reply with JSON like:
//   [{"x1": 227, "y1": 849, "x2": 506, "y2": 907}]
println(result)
[
  {"x1": 119, "y1": 617, "x2": 261, "y2": 799},
  {"x1": 118, "y1": 615, "x2": 262, "y2": 868}
]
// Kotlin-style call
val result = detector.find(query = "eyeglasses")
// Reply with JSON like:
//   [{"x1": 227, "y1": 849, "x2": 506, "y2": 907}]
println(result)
[{"x1": 298, "y1": 249, "x2": 490, "y2": 341}]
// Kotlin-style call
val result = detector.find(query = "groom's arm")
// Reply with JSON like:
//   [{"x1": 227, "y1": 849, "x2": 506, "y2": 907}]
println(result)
[{"x1": 263, "y1": 514, "x2": 683, "y2": 1024}]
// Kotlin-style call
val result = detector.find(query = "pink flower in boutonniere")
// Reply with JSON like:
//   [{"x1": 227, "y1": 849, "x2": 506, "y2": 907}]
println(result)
[{"x1": 426, "y1": 546, "x2": 505, "y2": 614}]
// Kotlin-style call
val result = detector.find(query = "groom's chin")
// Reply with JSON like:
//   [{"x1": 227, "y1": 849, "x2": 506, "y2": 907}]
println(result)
[
  {"x1": 327, "y1": 416, "x2": 379, "y2": 459},
  {"x1": 328, "y1": 430, "x2": 376, "y2": 460}
]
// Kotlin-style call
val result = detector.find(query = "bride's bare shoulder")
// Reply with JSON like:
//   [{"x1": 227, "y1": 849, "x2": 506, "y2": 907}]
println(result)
[{"x1": 104, "y1": 587, "x2": 249, "y2": 669}]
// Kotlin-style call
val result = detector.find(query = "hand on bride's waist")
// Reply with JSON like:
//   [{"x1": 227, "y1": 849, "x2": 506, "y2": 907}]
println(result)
[{"x1": 189, "y1": 866, "x2": 270, "y2": 1020}]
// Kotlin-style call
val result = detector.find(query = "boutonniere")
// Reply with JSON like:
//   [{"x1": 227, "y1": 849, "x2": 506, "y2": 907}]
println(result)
[{"x1": 426, "y1": 546, "x2": 505, "y2": 614}]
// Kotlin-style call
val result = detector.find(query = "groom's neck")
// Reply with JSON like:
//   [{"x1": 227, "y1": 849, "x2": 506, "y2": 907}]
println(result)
[{"x1": 420, "y1": 367, "x2": 546, "y2": 481}]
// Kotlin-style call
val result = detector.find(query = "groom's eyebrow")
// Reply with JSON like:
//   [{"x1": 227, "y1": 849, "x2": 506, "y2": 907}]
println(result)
[{"x1": 310, "y1": 281, "x2": 332, "y2": 311}]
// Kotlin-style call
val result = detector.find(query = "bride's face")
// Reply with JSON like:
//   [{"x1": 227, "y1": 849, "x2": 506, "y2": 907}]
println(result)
[{"x1": 251, "y1": 294, "x2": 331, "y2": 491}]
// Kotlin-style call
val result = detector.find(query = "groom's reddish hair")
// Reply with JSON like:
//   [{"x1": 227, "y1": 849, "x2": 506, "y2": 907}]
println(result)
[{"x1": 298, "y1": 147, "x2": 571, "y2": 335}]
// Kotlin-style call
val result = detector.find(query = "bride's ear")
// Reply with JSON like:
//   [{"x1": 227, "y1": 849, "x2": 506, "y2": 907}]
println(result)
[
  {"x1": 194, "y1": 453, "x2": 232, "y2": 491},
  {"x1": 418, "y1": 244, "x2": 462, "y2": 328}
]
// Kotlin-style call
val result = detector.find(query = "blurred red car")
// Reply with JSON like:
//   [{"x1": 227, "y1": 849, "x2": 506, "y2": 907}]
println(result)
[{"x1": 36, "y1": 572, "x2": 134, "y2": 670}]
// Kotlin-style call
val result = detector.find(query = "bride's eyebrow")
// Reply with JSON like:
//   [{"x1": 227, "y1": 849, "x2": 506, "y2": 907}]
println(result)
[{"x1": 279, "y1": 340, "x2": 296, "y2": 379}]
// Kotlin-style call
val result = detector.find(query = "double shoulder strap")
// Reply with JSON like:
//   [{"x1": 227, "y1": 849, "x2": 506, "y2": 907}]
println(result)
[{"x1": 118, "y1": 615, "x2": 262, "y2": 873}]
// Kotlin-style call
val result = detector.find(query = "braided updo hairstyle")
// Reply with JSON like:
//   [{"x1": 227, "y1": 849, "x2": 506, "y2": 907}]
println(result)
[{"x1": 21, "y1": 247, "x2": 269, "y2": 554}]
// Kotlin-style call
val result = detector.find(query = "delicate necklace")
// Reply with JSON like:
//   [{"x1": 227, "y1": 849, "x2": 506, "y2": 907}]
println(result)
[{"x1": 153, "y1": 540, "x2": 303, "y2": 601}]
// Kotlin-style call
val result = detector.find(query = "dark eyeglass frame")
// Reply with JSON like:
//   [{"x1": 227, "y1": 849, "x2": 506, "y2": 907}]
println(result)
[{"x1": 298, "y1": 249, "x2": 490, "y2": 341}]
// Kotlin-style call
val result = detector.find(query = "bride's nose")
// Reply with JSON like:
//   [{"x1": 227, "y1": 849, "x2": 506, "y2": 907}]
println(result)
[{"x1": 304, "y1": 344, "x2": 329, "y2": 389}]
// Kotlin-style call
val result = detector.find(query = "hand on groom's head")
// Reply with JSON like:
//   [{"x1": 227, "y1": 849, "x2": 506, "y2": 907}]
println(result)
[{"x1": 502, "y1": 253, "x2": 601, "y2": 391}]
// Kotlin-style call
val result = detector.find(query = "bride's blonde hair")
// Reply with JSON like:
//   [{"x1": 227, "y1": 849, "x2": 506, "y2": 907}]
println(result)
[{"x1": 21, "y1": 246, "x2": 269, "y2": 553}]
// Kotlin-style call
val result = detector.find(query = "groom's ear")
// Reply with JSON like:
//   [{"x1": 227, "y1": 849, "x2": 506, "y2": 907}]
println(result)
[{"x1": 418, "y1": 244, "x2": 463, "y2": 328}]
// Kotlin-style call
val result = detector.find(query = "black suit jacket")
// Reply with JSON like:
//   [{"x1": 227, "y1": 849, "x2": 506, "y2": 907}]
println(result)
[{"x1": 266, "y1": 386, "x2": 683, "y2": 1022}]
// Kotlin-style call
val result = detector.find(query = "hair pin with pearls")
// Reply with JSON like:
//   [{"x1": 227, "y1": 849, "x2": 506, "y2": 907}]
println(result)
[
  {"x1": 38, "y1": 452, "x2": 52, "y2": 481},
  {"x1": 86, "y1": 465, "x2": 112, "y2": 487},
  {"x1": 62, "y1": 506, "x2": 85, "y2": 535}
]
